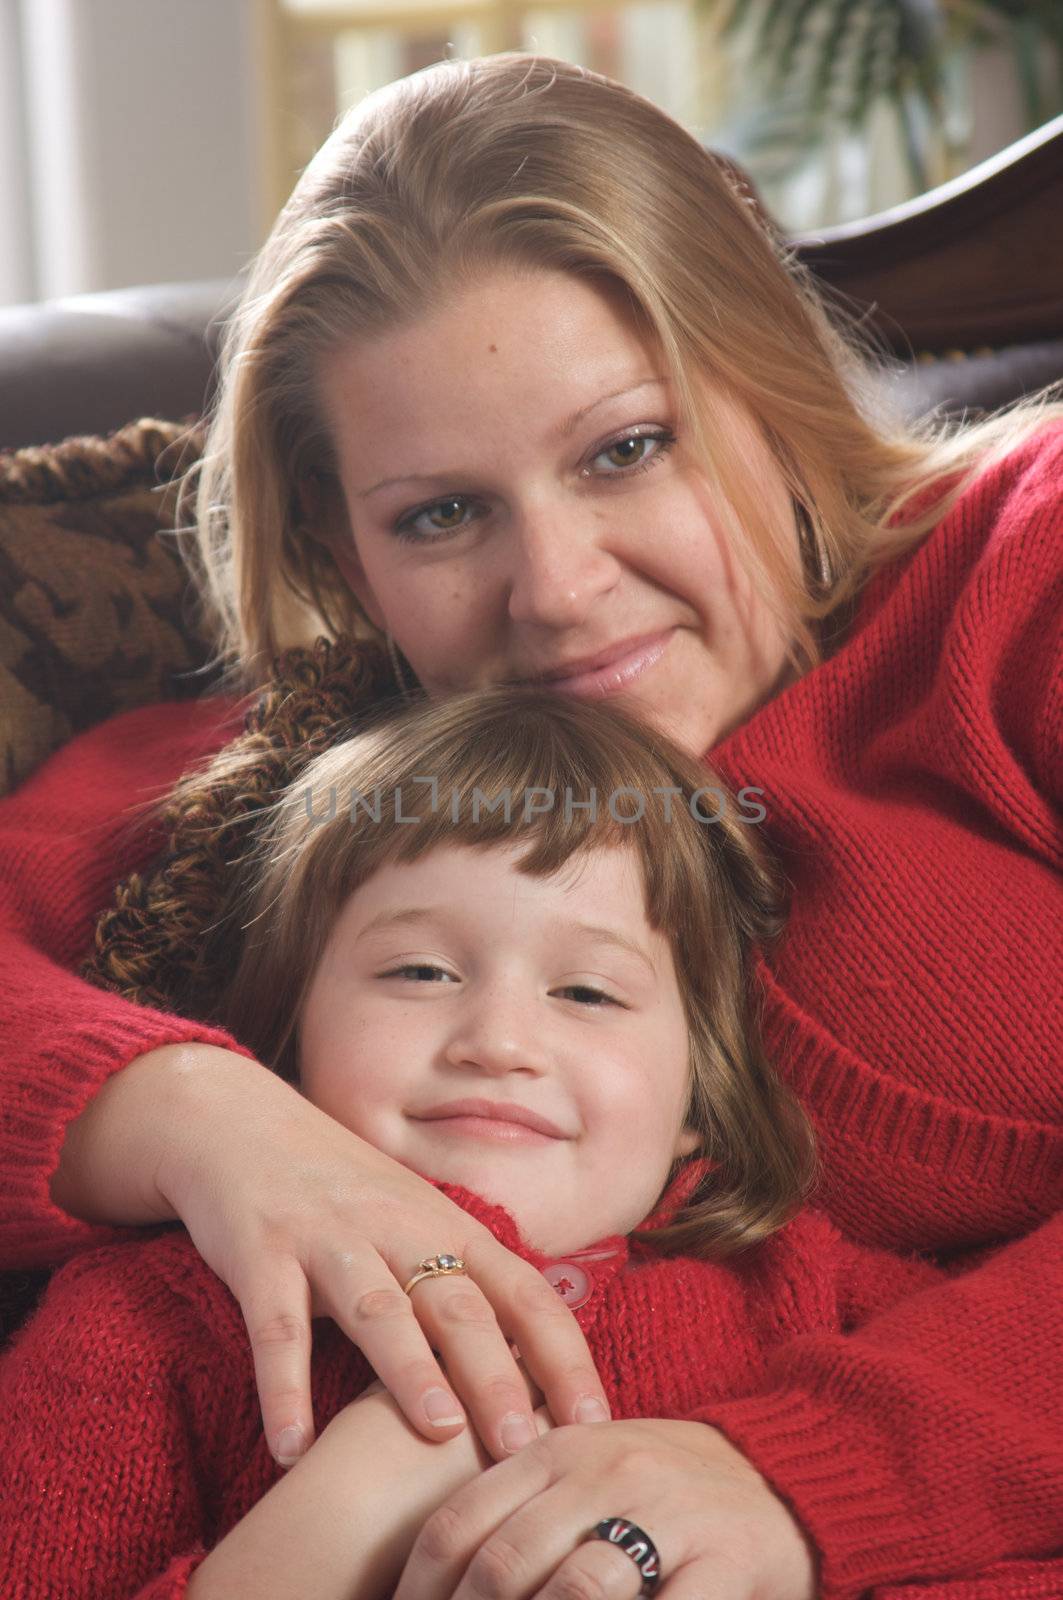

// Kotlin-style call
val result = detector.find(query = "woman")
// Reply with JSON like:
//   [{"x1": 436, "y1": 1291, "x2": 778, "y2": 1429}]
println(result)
[{"x1": 1, "y1": 50, "x2": 1060, "y2": 1600}]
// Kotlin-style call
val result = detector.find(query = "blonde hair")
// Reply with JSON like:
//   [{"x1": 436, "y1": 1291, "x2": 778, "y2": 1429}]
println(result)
[
  {"x1": 220, "y1": 684, "x2": 819, "y2": 1260},
  {"x1": 185, "y1": 51, "x2": 1063, "y2": 694}
]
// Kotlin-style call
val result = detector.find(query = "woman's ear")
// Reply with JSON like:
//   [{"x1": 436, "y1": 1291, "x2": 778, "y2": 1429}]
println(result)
[{"x1": 297, "y1": 475, "x2": 388, "y2": 633}]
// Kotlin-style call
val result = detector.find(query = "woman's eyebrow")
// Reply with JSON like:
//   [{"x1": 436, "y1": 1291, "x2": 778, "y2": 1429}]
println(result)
[
  {"x1": 354, "y1": 375, "x2": 668, "y2": 499},
  {"x1": 553, "y1": 375, "x2": 668, "y2": 441}
]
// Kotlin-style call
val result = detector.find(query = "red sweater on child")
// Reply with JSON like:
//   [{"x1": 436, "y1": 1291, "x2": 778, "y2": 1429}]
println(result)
[
  {"x1": 0, "y1": 1166, "x2": 948, "y2": 1600},
  {"x1": 1, "y1": 426, "x2": 1061, "y2": 1598}
]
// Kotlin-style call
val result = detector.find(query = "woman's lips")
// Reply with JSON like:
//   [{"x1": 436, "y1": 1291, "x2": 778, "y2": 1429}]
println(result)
[
  {"x1": 538, "y1": 630, "x2": 673, "y2": 698},
  {"x1": 417, "y1": 1115, "x2": 556, "y2": 1145}
]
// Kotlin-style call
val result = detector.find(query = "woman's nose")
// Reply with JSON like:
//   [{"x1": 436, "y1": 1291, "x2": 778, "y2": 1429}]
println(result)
[{"x1": 505, "y1": 509, "x2": 621, "y2": 632}]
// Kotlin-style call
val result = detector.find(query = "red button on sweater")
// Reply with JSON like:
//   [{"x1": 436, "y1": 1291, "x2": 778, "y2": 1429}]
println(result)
[{"x1": 1, "y1": 424, "x2": 1061, "y2": 1597}]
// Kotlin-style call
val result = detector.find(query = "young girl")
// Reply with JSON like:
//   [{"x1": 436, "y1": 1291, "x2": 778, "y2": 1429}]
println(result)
[{"x1": 0, "y1": 682, "x2": 941, "y2": 1600}]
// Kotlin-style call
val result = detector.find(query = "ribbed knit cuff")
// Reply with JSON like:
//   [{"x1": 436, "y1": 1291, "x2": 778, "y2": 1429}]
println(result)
[
  {"x1": 1, "y1": 1007, "x2": 257, "y2": 1267},
  {"x1": 689, "y1": 1387, "x2": 942, "y2": 1600}
]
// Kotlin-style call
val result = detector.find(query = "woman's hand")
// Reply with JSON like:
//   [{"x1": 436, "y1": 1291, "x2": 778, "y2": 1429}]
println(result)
[
  {"x1": 394, "y1": 1416, "x2": 818, "y2": 1600},
  {"x1": 53, "y1": 1041, "x2": 609, "y2": 1468}
]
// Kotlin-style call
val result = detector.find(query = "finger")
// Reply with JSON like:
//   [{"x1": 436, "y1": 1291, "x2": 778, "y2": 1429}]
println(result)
[
  {"x1": 312, "y1": 1238, "x2": 469, "y2": 1443},
  {"x1": 398, "y1": 1459, "x2": 701, "y2": 1600},
  {"x1": 538, "y1": 1537, "x2": 649, "y2": 1599},
  {"x1": 238, "y1": 1259, "x2": 316, "y2": 1467},
  {"x1": 510, "y1": 1352, "x2": 547, "y2": 1409},
  {"x1": 406, "y1": 1270, "x2": 552, "y2": 1459},
  {"x1": 394, "y1": 1432, "x2": 553, "y2": 1600},
  {"x1": 454, "y1": 1478, "x2": 688, "y2": 1600},
  {"x1": 456, "y1": 1235, "x2": 612, "y2": 1434},
  {"x1": 454, "y1": 1482, "x2": 655, "y2": 1600}
]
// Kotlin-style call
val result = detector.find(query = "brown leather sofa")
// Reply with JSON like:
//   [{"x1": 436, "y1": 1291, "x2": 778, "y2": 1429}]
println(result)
[{"x1": 0, "y1": 279, "x2": 237, "y2": 453}]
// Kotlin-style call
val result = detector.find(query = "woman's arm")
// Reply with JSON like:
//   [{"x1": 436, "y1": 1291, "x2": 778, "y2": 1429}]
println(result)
[
  {"x1": 0, "y1": 695, "x2": 252, "y2": 1263},
  {"x1": 187, "y1": 1385, "x2": 553, "y2": 1600},
  {"x1": 687, "y1": 1209, "x2": 1063, "y2": 1595}
]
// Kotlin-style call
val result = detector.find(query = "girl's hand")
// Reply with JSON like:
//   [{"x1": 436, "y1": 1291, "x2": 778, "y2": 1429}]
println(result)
[
  {"x1": 56, "y1": 1041, "x2": 609, "y2": 1469},
  {"x1": 394, "y1": 1416, "x2": 818, "y2": 1600},
  {"x1": 187, "y1": 1375, "x2": 556, "y2": 1598}
]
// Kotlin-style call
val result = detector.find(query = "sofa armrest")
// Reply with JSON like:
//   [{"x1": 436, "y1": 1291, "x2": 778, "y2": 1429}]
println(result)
[{"x1": 0, "y1": 279, "x2": 239, "y2": 453}]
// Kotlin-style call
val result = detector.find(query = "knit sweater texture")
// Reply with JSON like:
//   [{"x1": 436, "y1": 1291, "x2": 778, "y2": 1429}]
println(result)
[
  {"x1": 0, "y1": 423, "x2": 1061, "y2": 1597},
  {"x1": 0, "y1": 1162, "x2": 953, "y2": 1600}
]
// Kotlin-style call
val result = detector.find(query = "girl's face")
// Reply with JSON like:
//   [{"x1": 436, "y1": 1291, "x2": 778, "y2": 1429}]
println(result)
[
  {"x1": 296, "y1": 841, "x2": 700, "y2": 1255},
  {"x1": 317, "y1": 266, "x2": 800, "y2": 757}
]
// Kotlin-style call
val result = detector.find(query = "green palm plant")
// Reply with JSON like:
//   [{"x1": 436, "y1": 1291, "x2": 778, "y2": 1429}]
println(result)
[{"x1": 698, "y1": 0, "x2": 1063, "y2": 194}]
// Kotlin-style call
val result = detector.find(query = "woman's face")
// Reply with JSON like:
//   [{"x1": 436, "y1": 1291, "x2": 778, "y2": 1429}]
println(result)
[
  {"x1": 318, "y1": 266, "x2": 799, "y2": 756},
  {"x1": 296, "y1": 841, "x2": 699, "y2": 1256}
]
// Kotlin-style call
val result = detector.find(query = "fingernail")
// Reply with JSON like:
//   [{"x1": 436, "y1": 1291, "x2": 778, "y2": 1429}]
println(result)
[
  {"x1": 574, "y1": 1396, "x2": 610, "y2": 1424},
  {"x1": 424, "y1": 1388, "x2": 464, "y2": 1427},
  {"x1": 274, "y1": 1424, "x2": 307, "y2": 1467},
  {"x1": 500, "y1": 1412, "x2": 535, "y2": 1453}
]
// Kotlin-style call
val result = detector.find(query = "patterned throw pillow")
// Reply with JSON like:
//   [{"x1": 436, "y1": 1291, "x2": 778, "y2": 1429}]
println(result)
[{"x1": 0, "y1": 418, "x2": 217, "y2": 795}]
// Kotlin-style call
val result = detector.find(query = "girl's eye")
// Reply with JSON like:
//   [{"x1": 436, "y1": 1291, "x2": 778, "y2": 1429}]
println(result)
[
  {"x1": 381, "y1": 963, "x2": 457, "y2": 983},
  {"x1": 380, "y1": 969, "x2": 620, "y2": 1005},
  {"x1": 391, "y1": 427, "x2": 677, "y2": 542},
  {"x1": 553, "y1": 984, "x2": 620, "y2": 1007}
]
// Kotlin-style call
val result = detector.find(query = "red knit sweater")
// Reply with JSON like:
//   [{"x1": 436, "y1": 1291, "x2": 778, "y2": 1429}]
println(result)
[
  {"x1": 1, "y1": 425, "x2": 1061, "y2": 1597},
  {"x1": 0, "y1": 1166, "x2": 947, "y2": 1600}
]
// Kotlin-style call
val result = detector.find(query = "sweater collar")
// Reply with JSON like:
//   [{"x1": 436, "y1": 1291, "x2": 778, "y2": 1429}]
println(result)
[{"x1": 427, "y1": 1157, "x2": 712, "y2": 1314}]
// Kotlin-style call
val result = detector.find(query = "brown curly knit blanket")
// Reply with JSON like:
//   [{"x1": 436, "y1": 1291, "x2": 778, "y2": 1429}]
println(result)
[{"x1": 79, "y1": 633, "x2": 404, "y2": 1022}]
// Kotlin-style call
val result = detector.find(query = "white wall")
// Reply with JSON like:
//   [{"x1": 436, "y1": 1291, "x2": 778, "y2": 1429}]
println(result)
[
  {"x1": 0, "y1": 0, "x2": 34, "y2": 301},
  {"x1": 966, "y1": 33, "x2": 1026, "y2": 166},
  {"x1": 8, "y1": 0, "x2": 265, "y2": 303}
]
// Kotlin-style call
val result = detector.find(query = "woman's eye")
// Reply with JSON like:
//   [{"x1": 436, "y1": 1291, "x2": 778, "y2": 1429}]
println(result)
[
  {"x1": 596, "y1": 431, "x2": 672, "y2": 472},
  {"x1": 391, "y1": 427, "x2": 677, "y2": 542}
]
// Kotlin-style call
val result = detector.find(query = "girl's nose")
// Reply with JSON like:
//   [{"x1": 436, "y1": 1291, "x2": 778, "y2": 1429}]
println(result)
[
  {"x1": 442, "y1": 991, "x2": 550, "y2": 1078},
  {"x1": 505, "y1": 510, "x2": 622, "y2": 632}
]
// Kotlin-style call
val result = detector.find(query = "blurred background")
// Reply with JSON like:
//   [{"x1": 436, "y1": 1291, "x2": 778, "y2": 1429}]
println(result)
[{"x1": 1, "y1": 0, "x2": 1060, "y2": 306}]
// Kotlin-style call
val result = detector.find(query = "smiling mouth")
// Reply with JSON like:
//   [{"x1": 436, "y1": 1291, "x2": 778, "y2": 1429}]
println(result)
[
  {"x1": 411, "y1": 1098, "x2": 568, "y2": 1141},
  {"x1": 519, "y1": 630, "x2": 674, "y2": 698},
  {"x1": 417, "y1": 1114, "x2": 557, "y2": 1145},
  {"x1": 547, "y1": 633, "x2": 673, "y2": 697}
]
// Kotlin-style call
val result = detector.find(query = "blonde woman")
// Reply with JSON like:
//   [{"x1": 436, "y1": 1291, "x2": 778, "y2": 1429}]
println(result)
[{"x1": 0, "y1": 51, "x2": 1060, "y2": 1600}]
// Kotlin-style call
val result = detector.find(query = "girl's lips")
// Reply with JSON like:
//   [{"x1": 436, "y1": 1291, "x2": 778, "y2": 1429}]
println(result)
[
  {"x1": 541, "y1": 630, "x2": 673, "y2": 698},
  {"x1": 418, "y1": 1115, "x2": 556, "y2": 1145}
]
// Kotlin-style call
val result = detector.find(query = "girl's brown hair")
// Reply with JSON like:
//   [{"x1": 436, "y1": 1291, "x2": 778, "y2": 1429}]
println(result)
[
  {"x1": 183, "y1": 51, "x2": 1063, "y2": 693},
  {"x1": 215, "y1": 679, "x2": 819, "y2": 1261}
]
